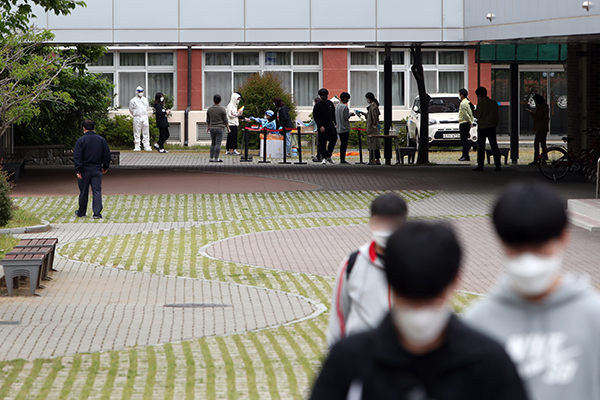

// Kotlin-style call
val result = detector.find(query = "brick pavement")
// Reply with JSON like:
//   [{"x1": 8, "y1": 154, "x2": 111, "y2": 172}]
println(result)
[{"x1": 206, "y1": 216, "x2": 600, "y2": 295}]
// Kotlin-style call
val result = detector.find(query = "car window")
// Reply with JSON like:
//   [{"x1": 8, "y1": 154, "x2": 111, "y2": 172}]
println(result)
[{"x1": 428, "y1": 97, "x2": 460, "y2": 113}]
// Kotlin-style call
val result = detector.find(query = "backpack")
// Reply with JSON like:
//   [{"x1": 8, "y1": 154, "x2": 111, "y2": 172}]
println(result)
[{"x1": 346, "y1": 250, "x2": 359, "y2": 279}]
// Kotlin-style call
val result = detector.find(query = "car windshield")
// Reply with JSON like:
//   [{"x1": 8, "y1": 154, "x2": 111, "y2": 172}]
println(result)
[{"x1": 415, "y1": 97, "x2": 461, "y2": 113}]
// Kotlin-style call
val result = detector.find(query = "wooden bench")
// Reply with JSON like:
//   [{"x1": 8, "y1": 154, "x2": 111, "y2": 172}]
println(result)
[
  {"x1": 2, "y1": 157, "x2": 26, "y2": 182},
  {"x1": 486, "y1": 148, "x2": 510, "y2": 165},
  {"x1": 1, "y1": 238, "x2": 59, "y2": 296}
]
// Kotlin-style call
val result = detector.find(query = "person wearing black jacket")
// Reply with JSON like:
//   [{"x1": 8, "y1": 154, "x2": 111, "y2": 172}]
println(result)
[
  {"x1": 74, "y1": 119, "x2": 111, "y2": 219},
  {"x1": 271, "y1": 97, "x2": 294, "y2": 157},
  {"x1": 152, "y1": 92, "x2": 170, "y2": 153},
  {"x1": 310, "y1": 221, "x2": 529, "y2": 400},
  {"x1": 312, "y1": 88, "x2": 337, "y2": 164}
]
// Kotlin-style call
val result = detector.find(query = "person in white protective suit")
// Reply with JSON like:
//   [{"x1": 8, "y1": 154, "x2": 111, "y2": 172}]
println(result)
[{"x1": 129, "y1": 86, "x2": 151, "y2": 151}]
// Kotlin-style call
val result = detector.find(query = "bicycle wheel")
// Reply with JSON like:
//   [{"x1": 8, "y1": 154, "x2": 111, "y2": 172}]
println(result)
[{"x1": 539, "y1": 147, "x2": 571, "y2": 180}]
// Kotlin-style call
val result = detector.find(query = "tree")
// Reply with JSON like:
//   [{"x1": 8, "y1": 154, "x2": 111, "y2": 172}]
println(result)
[
  {"x1": 0, "y1": 0, "x2": 85, "y2": 36},
  {"x1": 411, "y1": 45, "x2": 430, "y2": 164},
  {"x1": 0, "y1": 29, "x2": 79, "y2": 147}
]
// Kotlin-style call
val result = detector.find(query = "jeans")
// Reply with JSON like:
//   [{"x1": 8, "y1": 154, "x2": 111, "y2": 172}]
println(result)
[
  {"x1": 226, "y1": 126, "x2": 238, "y2": 150},
  {"x1": 459, "y1": 123, "x2": 471, "y2": 158},
  {"x1": 78, "y1": 169, "x2": 103, "y2": 216},
  {"x1": 210, "y1": 128, "x2": 224, "y2": 159},
  {"x1": 476, "y1": 127, "x2": 501, "y2": 168},
  {"x1": 338, "y1": 131, "x2": 350, "y2": 161},
  {"x1": 158, "y1": 126, "x2": 170, "y2": 149}
]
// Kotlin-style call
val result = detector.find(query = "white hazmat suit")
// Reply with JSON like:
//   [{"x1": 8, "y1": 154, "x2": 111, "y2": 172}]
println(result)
[{"x1": 129, "y1": 86, "x2": 151, "y2": 151}]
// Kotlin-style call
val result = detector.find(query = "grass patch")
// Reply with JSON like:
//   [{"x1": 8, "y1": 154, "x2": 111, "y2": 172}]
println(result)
[
  {"x1": 2, "y1": 207, "x2": 42, "y2": 229},
  {"x1": 0, "y1": 234, "x2": 19, "y2": 258}
]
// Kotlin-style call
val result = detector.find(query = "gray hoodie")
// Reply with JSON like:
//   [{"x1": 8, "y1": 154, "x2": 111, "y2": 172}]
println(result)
[{"x1": 464, "y1": 275, "x2": 600, "y2": 400}]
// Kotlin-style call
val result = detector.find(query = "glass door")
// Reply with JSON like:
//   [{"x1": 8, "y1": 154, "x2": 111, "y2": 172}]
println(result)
[
  {"x1": 519, "y1": 70, "x2": 566, "y2": 137},
  {"x1": 548, "y1": 72, "x2": 567, "y2": 136}
]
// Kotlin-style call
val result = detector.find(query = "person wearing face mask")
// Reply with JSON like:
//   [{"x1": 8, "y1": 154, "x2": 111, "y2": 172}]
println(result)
[
  {"x1": 312, "y1": 221, "x2": 528, "y2": 400},
  {"x1": 356, "y1": 92, "x2": 381, "y2": 165},
  {"x1": 225, "y1": 92, "x2": 243, "y2": 156},
  {"x1": 153, "y1": 92, "x2": 170, "y2": 153},
  {"x1": 129, "y1": 86, "x2": 151, "y2": 152},
  {"x1": 312, "y1": 88, "x2": 337, "y2": 164},
  {"x1": 326, "y1": 194, "x2": 408, "y2": 347},
  {"x1": 464, "y1": 182, "x2": 600, "y2": 400}
]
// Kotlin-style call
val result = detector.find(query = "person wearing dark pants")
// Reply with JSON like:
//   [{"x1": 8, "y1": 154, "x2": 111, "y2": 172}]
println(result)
[
  {"x1": 313, "y1": 88, "x2": 337, "y2": 164},
  {"x1": 335, "y1": 92, "x2": 355, "y2": 164},
  {"x1": 206, "y1": 94, "x2": 230, "y2": 162},
  {"x1": 527, "y1": 94, "x2": 549, "y2": 165},
  {"x1": 458, "y1": 88, "x2": 474, "y2": 161},
  {"x1": 74, "y1": 118, "x2": 111, "y2": 219},
  {"x1": 153, "y1": 92, "x2": 170, "y2": 153},
  {"x1": 473, "y1": 87, "x2": 501, "y2": 171}
]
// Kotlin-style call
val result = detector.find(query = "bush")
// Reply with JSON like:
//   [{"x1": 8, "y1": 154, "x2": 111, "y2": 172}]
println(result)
[
  {"x1": 236, "y1": 72, "x2": 297, "y2": 149},
  {"x1": 94, "y1": 114, "x2": 159, "y2": 149},
  {"x1": 0, "y1": 170, "x2": 14, "y2": 227}
]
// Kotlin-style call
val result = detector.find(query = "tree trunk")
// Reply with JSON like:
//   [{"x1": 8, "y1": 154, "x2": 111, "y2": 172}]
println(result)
[{"x1": 411, "y1": 45, "x2": 430, "y2": 164}]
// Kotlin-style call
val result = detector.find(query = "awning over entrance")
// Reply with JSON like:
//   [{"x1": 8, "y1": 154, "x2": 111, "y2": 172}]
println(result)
[{"x1": 480, "y1": 44, "x2": 567, "y2": 64}]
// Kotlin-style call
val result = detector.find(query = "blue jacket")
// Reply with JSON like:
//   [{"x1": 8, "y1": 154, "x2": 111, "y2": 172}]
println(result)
[
  {"x1": 74, "y1": 131, "x2": 111, "y2": 173},
  {"x1": 250, "y1": 117, "x2": 277, "y2": 130}
]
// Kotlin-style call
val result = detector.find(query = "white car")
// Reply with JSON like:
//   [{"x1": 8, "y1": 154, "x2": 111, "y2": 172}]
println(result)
[{"x1": 407, "y1": 93, "x2": 478, "y2": 149}]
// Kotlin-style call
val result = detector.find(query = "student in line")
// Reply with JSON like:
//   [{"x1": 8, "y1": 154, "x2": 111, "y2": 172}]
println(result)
[
  {"x1": 335, "y1": 92, "x2": 355, "y2": 165},
  {"x1": 327, "y1": 193, "x2": 407, "y2": 347},
  {"x1": 206, "y1": 94, "x2": 230, "y2": 163},
  {"x1": 465, "y1": 182, "x2": 600, "y2": 400}
]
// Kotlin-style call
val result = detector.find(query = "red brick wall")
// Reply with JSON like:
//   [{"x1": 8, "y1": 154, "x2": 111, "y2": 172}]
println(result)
[
  {"x1": 322, "y1": 48, "x2": 348, "y2": 98},
  {"x1": 467, "y1": 49, "x2": 491, "y2": 105},
  {"x1": 177, "y1": 49, "x2": 202, "y2": 110}
]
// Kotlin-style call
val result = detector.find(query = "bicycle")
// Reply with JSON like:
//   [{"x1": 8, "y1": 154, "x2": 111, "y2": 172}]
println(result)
[{"x1": 539, "y1": 128, "x2": 600, "y2": 181}]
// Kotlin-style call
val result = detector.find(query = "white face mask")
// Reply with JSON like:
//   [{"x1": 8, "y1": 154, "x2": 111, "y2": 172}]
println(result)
[
  {"x1": 392, "y1": 306, "x2": 451, "y2": 345},
  {"x1": 137, "y1": 92, "x2": 143, "y2": 97},
  {"x1": 160, "y1": 96, "x2": 164, "y2": 102},
  {"x1": 372, "y1": 230, "x2": 392, "y2": 249},
  {"x1": 505, "y1": 253, "x2": 562, "y2": 296}
]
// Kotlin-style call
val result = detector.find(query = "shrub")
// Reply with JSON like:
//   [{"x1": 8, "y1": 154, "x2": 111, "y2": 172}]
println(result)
[
  {"x1": 95, "y1": 114, "x2": 159, "y2": 149},
  {"x1": 0, "y1": 169, "x2": 14, "y2": 227},
  {"x1": 236, "y1": 72, "x2": 297, "y2": 149}
]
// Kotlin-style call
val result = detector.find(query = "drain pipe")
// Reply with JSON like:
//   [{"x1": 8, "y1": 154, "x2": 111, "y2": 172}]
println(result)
[{"x1": 184, "y1": 46, "x2": 192, "y2": 146}]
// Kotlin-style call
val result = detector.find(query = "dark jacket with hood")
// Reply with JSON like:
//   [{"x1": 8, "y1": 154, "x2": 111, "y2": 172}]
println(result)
[
  {"x1": 311, "y1": 314, "x2": 528, "y2": 400},
  {"x1": 154, "y1": 102, "x2": 170, "y2": 129}
]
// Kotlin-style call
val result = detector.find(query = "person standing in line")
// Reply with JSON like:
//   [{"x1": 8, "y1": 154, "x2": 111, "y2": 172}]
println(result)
[
  {"x1": 473, "y1": 86, "x2": 501, "y2": 171},
  {"x1": 335, "y1": 92, "x2": 355, "y2": 165},
  {"x1": 464, "y1": 182, "x2": 600, "y2": 400},
  {"x1": 327, "y1": 194, "x2": 407, "y2": 347},
  {"x1": 129, "y1": 86, "x2": 151, "y2": 152},
  {"x1": 74, "y1": 119, "x2": 111, "y2": 219},
  {"x1": 206, "y1": 94, "x2": 230, "y2": 163},
  {"x1": 458, "y1": 88, "x2": 475, "y2": 162},
  {"x1": 527, "y1": 94, "x2": 550, "y2": 165},
  {"x1": 226, "y1": 92, "x2": 243, "y2": 155},
  {"x1": 311, "y1": 221, "x2": 529, "y2": 400},
  {"x1": 312, "y1": 88, "x2": 337, "y2": 164},
  {"x1": 152, "y1": 92, "x2": 170, "y2": 154},
  {"x1": 272, "y1": 97, "x2": 294, "y2": 157},
  {"x1": 357, "y1": 92, "x2": 381, "y2": 165}
]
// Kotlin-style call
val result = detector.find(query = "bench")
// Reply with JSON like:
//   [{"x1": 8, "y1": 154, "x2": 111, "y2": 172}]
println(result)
[
  {"x1": 1, "y1": 238, "x2": 59, "y2": 296},
  {"x1": 397, "y1": 147, "x2": 417, "y2": 164},
  {"x1": 486, "y1": 148, "x2": 510, "y2": 165},
  {"x1": 2, "y1": 157, "x2": 26, "y2": 183}
]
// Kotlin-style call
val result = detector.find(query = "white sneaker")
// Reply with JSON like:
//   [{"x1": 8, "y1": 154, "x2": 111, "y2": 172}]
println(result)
[
  {"x1": 233, "y1": 150, "x2": 240, "y2": 155},
  {"x1": 144, "y1": 148, "x2": 152, "y2": 152},
  {"x1": 133, "y1": 148, "x2": 141, "y2": 152},
  {"x1": 322, "y1": 159, "x2": 327, "y2": 165},
  {"x1": 327, "y1": 158, "x2": 335, "y2": 164},
  {"x1": 153, "y1": 143, "x2": 160, "y2": 151},
  {"x1": 209, "y1": 158, "x2": 215, "y2": 162},
  {"x1": 159, "y1": 149, "x2": 168, "y2": 153}
]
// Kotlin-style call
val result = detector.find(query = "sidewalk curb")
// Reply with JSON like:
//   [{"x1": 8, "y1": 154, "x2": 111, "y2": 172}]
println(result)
[{"x1": 0, "y1": 220, "x2": 50, "y2": 235}]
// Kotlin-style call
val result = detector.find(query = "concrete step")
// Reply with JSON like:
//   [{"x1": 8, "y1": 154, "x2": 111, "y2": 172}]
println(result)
[
  {"x1": 568, "y1": 210, "x2": 600, "y2": 231},
  {"x1": 568, "y1": 199, "x2": 600, "y2": 221}
]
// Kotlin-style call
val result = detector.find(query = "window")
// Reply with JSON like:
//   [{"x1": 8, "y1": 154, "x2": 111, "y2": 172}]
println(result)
[
  {"x1": 234, "y1": 52, "x2": 259, "y2": 66},
  {"x1": 438, "y1": 72, "x2": 464, "y2": 93},
  {"x1": 439, "y1": 51, "x2": 464, "y2": 65},
  {"x1": 204, "y1": 50, "x2": 321, "y2": 109},
  {"x1": 350, "y1": 71, "x2": 377, "y2": 102},
  {"x1": 265, "y1": 52, "x2": 290, "y2": 66},
  {"x1": 409, "y1": 71, "x2": 437, "y2": 102},
  {"x1": 351, "y1": 51, "x2": 377, "y2": 65},
  {"x1": 379, "y1": 72, "x2": 405, "y2": 106},
  {"x1": 87, "y1": 51, "x2": 176, "y2": 109},
  {"x1": 410, "y1": 51, "x2": 436, "y2": 65},
  {"x1": 294, "y1": 52, "x2": 319, "y2": 65},
  {"x1": 205, "y1": 52, "x2": 231, "y2": 66},
  {"x1": 378, "y1": 52, "x2": 404, "y2": 65},
  {"x1": 120, "y1": 53, "x2": 145, "y2": 66}
]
